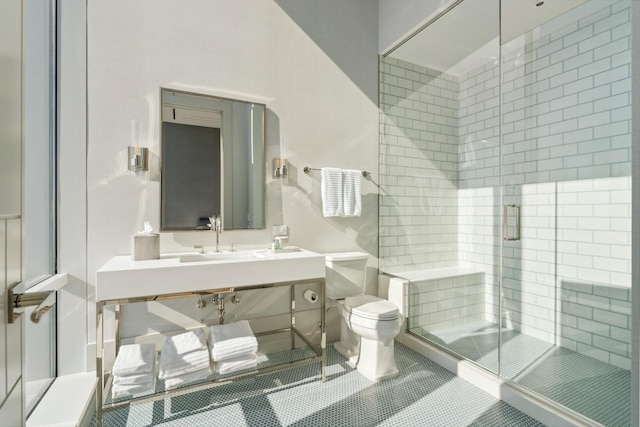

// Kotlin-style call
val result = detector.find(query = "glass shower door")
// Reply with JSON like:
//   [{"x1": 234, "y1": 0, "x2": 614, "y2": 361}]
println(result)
[
  {"x1": 380, "y1": 0, "x2": 503, "y2": 374},
  {"x1": 499, "y1": 0, "x2": 632, "y2": 424}
]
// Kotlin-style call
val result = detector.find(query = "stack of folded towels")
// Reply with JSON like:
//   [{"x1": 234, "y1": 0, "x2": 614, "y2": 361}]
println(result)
[
  {"x1": 111, "y1": 343, "x2": 156, "y2": 399},
  {"x1": 209, "y1": 320, "x2": 259, "y2": 375},
  {"x1": 159, "y1": 328, "x2": 211, "y2": 390}
]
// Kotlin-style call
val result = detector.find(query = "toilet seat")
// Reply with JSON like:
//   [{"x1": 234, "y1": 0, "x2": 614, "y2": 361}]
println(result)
[{"x1": 344, "y1": 295, "x2": 400, "y2": 321}]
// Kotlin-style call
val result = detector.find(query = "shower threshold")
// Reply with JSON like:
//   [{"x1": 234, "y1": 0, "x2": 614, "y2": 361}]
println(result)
[{"x1": 406, "y1": 321, "x2": 629, "y2": 427}]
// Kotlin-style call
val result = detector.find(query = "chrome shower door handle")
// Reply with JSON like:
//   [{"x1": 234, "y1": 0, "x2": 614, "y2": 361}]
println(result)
[{"x1": 503, "y1": 204, "x2": 521, "y2": 241}]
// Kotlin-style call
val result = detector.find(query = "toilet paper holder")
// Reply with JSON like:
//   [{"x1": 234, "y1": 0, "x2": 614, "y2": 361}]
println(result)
[{"x1": 304, "y1": 289, "x2": 318, "y2": 304}]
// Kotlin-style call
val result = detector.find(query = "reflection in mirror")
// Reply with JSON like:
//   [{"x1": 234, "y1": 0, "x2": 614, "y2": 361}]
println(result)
[{"x1": 160, "y1": 89, "x2": 265, "y2": 230}]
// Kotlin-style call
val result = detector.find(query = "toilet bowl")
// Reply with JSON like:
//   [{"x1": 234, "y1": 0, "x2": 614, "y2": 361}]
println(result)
[
  {"x1": 342, "y1": 295, "x2": 402, "y2": 382},
  {"x1": 325, "y1": 253, "x2": 406, "y2": 382}
]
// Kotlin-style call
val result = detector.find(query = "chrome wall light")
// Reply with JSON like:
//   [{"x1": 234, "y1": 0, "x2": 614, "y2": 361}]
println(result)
[
  {"x1": 128, "y1": 146, "x2": 148, "y2": 172},
  {"x1": 273, "y1": 158, "x2": 287, "y2": 178}
]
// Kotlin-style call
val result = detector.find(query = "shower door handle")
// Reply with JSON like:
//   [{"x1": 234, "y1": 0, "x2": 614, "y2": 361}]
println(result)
[{"x1": 503, "y1": 204, "x2": 521, "y2": 241}]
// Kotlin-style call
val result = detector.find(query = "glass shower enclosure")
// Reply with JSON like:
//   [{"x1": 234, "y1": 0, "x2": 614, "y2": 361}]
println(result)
[{"x1": 379, "y1": 0, "x2": 632, "y2": 425}]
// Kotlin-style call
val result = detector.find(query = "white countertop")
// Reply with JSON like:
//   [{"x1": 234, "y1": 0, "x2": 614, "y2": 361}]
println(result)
[{"x1": 96, "y1": 249, "x2": 326, "y2": 302}]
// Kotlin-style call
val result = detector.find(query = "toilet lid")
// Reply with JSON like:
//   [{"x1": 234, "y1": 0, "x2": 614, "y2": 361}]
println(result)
[{"x1": 344, "y1": 295, "x2": 399, "y2": 320}]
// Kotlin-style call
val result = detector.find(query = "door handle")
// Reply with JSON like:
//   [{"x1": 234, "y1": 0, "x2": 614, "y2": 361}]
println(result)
[
  {"x1": 503, "y1": 204, "x2": 521, "y2": 241},
  {"x1": 8, "y1": 283, "x2": 56, "y2": 324}
]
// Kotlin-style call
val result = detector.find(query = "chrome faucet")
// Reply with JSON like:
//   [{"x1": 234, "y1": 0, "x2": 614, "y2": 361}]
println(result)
[{"x1": 208, "y1": 215, "x2": 222, "y2": 252}]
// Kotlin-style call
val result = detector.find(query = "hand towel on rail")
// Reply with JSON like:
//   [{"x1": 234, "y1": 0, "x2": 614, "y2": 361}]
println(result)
[
  {"x1": 215, "y1": 353, "x2": 258, "y2": 375},
  {"x1": 209, "y1": 320, "x2": 258, "y2": 362},
  {"x1": 112, "y1": 343, "x2": 156, "y2": 377},
  {"x1": 342, "y1": 169, "x2": 361, "y2": 217},
  {"x1": 321, "y1": 167, "x2": 344, "y2": 217}
]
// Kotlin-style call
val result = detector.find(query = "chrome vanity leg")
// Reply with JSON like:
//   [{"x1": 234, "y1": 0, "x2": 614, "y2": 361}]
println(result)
[
  {"x1": 96, "y1": 301, "x2": 104, "y2": 427},
  {"x1": 290, "y1": 285, "x2": 296, "y2": 350},
  {"x1": 115, "y1": 303, "x2": 121, "y2": 357},
  {"x1": 320, "y1": 278, "x2": 326, "y2": 382}
]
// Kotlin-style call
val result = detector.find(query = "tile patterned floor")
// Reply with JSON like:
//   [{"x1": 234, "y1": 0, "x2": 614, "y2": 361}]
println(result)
[
  {"x1": 416, "y1": 321, "x2": 631, "y2": 427},
  {"x1": 94, "y1": 343, "x2": 544, "y2": 426}
]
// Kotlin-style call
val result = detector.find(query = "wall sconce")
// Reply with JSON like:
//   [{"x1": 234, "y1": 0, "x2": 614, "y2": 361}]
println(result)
[
  {"x1": 273, "y1": 158, "x2": 287, "y2": 178},
  {"x1": 128, "y1": 146, "x2": 148, "y2": 172}
]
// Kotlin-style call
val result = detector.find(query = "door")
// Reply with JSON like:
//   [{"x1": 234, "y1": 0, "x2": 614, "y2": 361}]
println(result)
[
  {"x1": 499, "y1": 0, "x2": 634, "y2": 424},
  {"x1": 0, "y1": 0, "x2": 25, "y2": 424},
  {"x1": 1, "y1": 1, "x2": 58, "y2": 424}
]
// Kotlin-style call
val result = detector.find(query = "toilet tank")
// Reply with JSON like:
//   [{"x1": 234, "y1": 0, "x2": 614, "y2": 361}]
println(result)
[{"x1": 325, "y1": 252, "x2": 369, "y2": 299}]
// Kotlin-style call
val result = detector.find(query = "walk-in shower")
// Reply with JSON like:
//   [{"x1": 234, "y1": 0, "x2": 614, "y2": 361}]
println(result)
[{"x1": 379, "y1": 0, "x2": 632, "y2": 425}]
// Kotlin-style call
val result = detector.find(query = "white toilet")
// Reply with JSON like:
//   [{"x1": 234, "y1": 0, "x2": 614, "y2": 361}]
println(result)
[{"x1": 325, "y1": 252, "x2": 404, "y2": 382}]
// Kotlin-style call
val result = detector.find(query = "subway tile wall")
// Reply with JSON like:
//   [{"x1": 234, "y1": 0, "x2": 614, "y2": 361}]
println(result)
[
  {"x1": 407, "y1": 272, "x2": 485, "y2": 334},
  {"x1": 380, "y1": 59, "x2": 459, "y2": 273},
  {"x1": 380, "y1": 0, "x2": 632, "y2": 369}
]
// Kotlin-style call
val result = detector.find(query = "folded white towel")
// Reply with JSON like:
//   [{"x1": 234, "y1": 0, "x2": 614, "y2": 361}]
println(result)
[
  {"x1": 159, "y1": 349, "x2": 211, "y2": 379},
  {"x1": 159, "y1": 329, "x2": 211, "y2": 379},
  {"x1": 209, "y1": 320, "x2": 258, "y2": 362},
  {"x1": 111, "y1": 380, "x2": 154, "y2": 399},
  {"x1": 163, "y1": 367, "x2": 211, "y2": 390},
  {"x1": 215, "y1": 353, "x2": 258, "y2": 375},
  {"x1": 159, "y1": 347, "x2": 210, "y2": 379},
  {"x1": 112, "y1": 343, "x2": 156, "y2": 377},
  {"x1": 165, "y1": 328, "x2": 208, "y2": 356},
  {"x1": 321, "y1": 167, "x2": 344, "y2": 217},
  {"x1": 342, "y1": 169, "x2": 362, "y2": 217},
  {"x1": 113, "y1": 372, "x2": 154, "y2": 386}
]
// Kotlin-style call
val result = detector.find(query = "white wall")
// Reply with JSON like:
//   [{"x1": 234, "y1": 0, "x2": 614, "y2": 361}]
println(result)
[
  {"x1": 379, "y1": 58, "x2": 459, "y2": 273},
  {"x1": 86, "y1": 1, "x2": 379, "y2": 348}
]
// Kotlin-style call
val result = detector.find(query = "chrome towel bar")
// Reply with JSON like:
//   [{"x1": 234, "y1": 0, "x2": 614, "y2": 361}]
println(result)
[{"x1": 303, "y1": 166, "x2": 370, "y2": 178}]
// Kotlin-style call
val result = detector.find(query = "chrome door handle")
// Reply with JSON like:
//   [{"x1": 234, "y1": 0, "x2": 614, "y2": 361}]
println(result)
[
  {"x1": 503, "y1": 204, "x2": 521, "y2": 241},
  {"x1": 8, "y1": 284, "x2": 56, "y2": 324}
]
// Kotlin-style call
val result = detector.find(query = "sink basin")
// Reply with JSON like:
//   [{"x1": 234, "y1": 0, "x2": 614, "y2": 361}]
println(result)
[
  {"x1": 179, "y1": 251, "x2": 258, "y2": 263},
  {"x1": 96, "y1": 248, "x2": 325, "y2": 302}
]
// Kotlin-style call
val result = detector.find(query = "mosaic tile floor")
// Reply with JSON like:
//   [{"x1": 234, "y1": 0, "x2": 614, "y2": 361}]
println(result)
[
  {"x1": 94, "y1": 343, "x2": 543, "y2": 426},
  {"x1": 416, "y1": 321, "x2": 631, "y2": 427}
]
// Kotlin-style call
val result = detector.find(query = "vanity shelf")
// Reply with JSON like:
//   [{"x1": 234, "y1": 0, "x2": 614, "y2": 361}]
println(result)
[{"x1": 95, "y1": 251, "x2": 326, "y2": 426}]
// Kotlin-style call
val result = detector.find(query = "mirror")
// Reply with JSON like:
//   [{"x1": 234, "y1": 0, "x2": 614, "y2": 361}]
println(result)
[{"x1": 160, "y1": 89, "x2": 265, "y2": 231}]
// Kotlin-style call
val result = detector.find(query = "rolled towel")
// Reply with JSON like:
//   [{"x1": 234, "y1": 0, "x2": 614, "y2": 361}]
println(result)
[
  {"x1": 215, "y1": 353, "x2": 258, "y2": 375},
  {"x1": 112, "y1": 343, "x2": 156, "y2": 377},
  {"x1": 209, "y1": 320, "x2": 258, "y2": 362},
  {"x1": 342, "y1": 169, "x2": 362, "y2": 217},
  {"x1": 113, "y1": 372, "x2": 154, "y2": 386},
  {"x1": 111, "y1": 381, "x2": 154, "y2": 399},
  {"x1": 321, "y1": 167, "x2": 344, "y2": 217},
  {"x1": 163, "y1": 367, "x2": 211, "y2": 390},
  {"x1": 159, "y1": 329, "x2": 211, "y2": 379}
]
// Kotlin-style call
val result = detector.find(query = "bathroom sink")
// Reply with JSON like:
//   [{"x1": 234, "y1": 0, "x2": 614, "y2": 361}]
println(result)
[
  {"x1": 179, "y1": 251, "x2": 258, "y2": 263},
  {"x1": 96, "y1": 249, "x2": 326, "y2": 301}
]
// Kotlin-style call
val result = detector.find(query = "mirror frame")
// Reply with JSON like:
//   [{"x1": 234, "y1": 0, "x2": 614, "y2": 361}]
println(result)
[{"x1": 159, "y1": 88, "x2": 266, "y2": 231}]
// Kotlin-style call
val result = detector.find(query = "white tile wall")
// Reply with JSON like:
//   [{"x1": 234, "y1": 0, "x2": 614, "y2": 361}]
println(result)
[
  {"x1": 407, "y1": 272, "x2": 485, "y2": 333},
  {"x1": 380, "y1": 0, "x2": 632, "y2": 369},
  {"x1": 380, "y1": 58, "x2": 459, "y2": 273}
]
